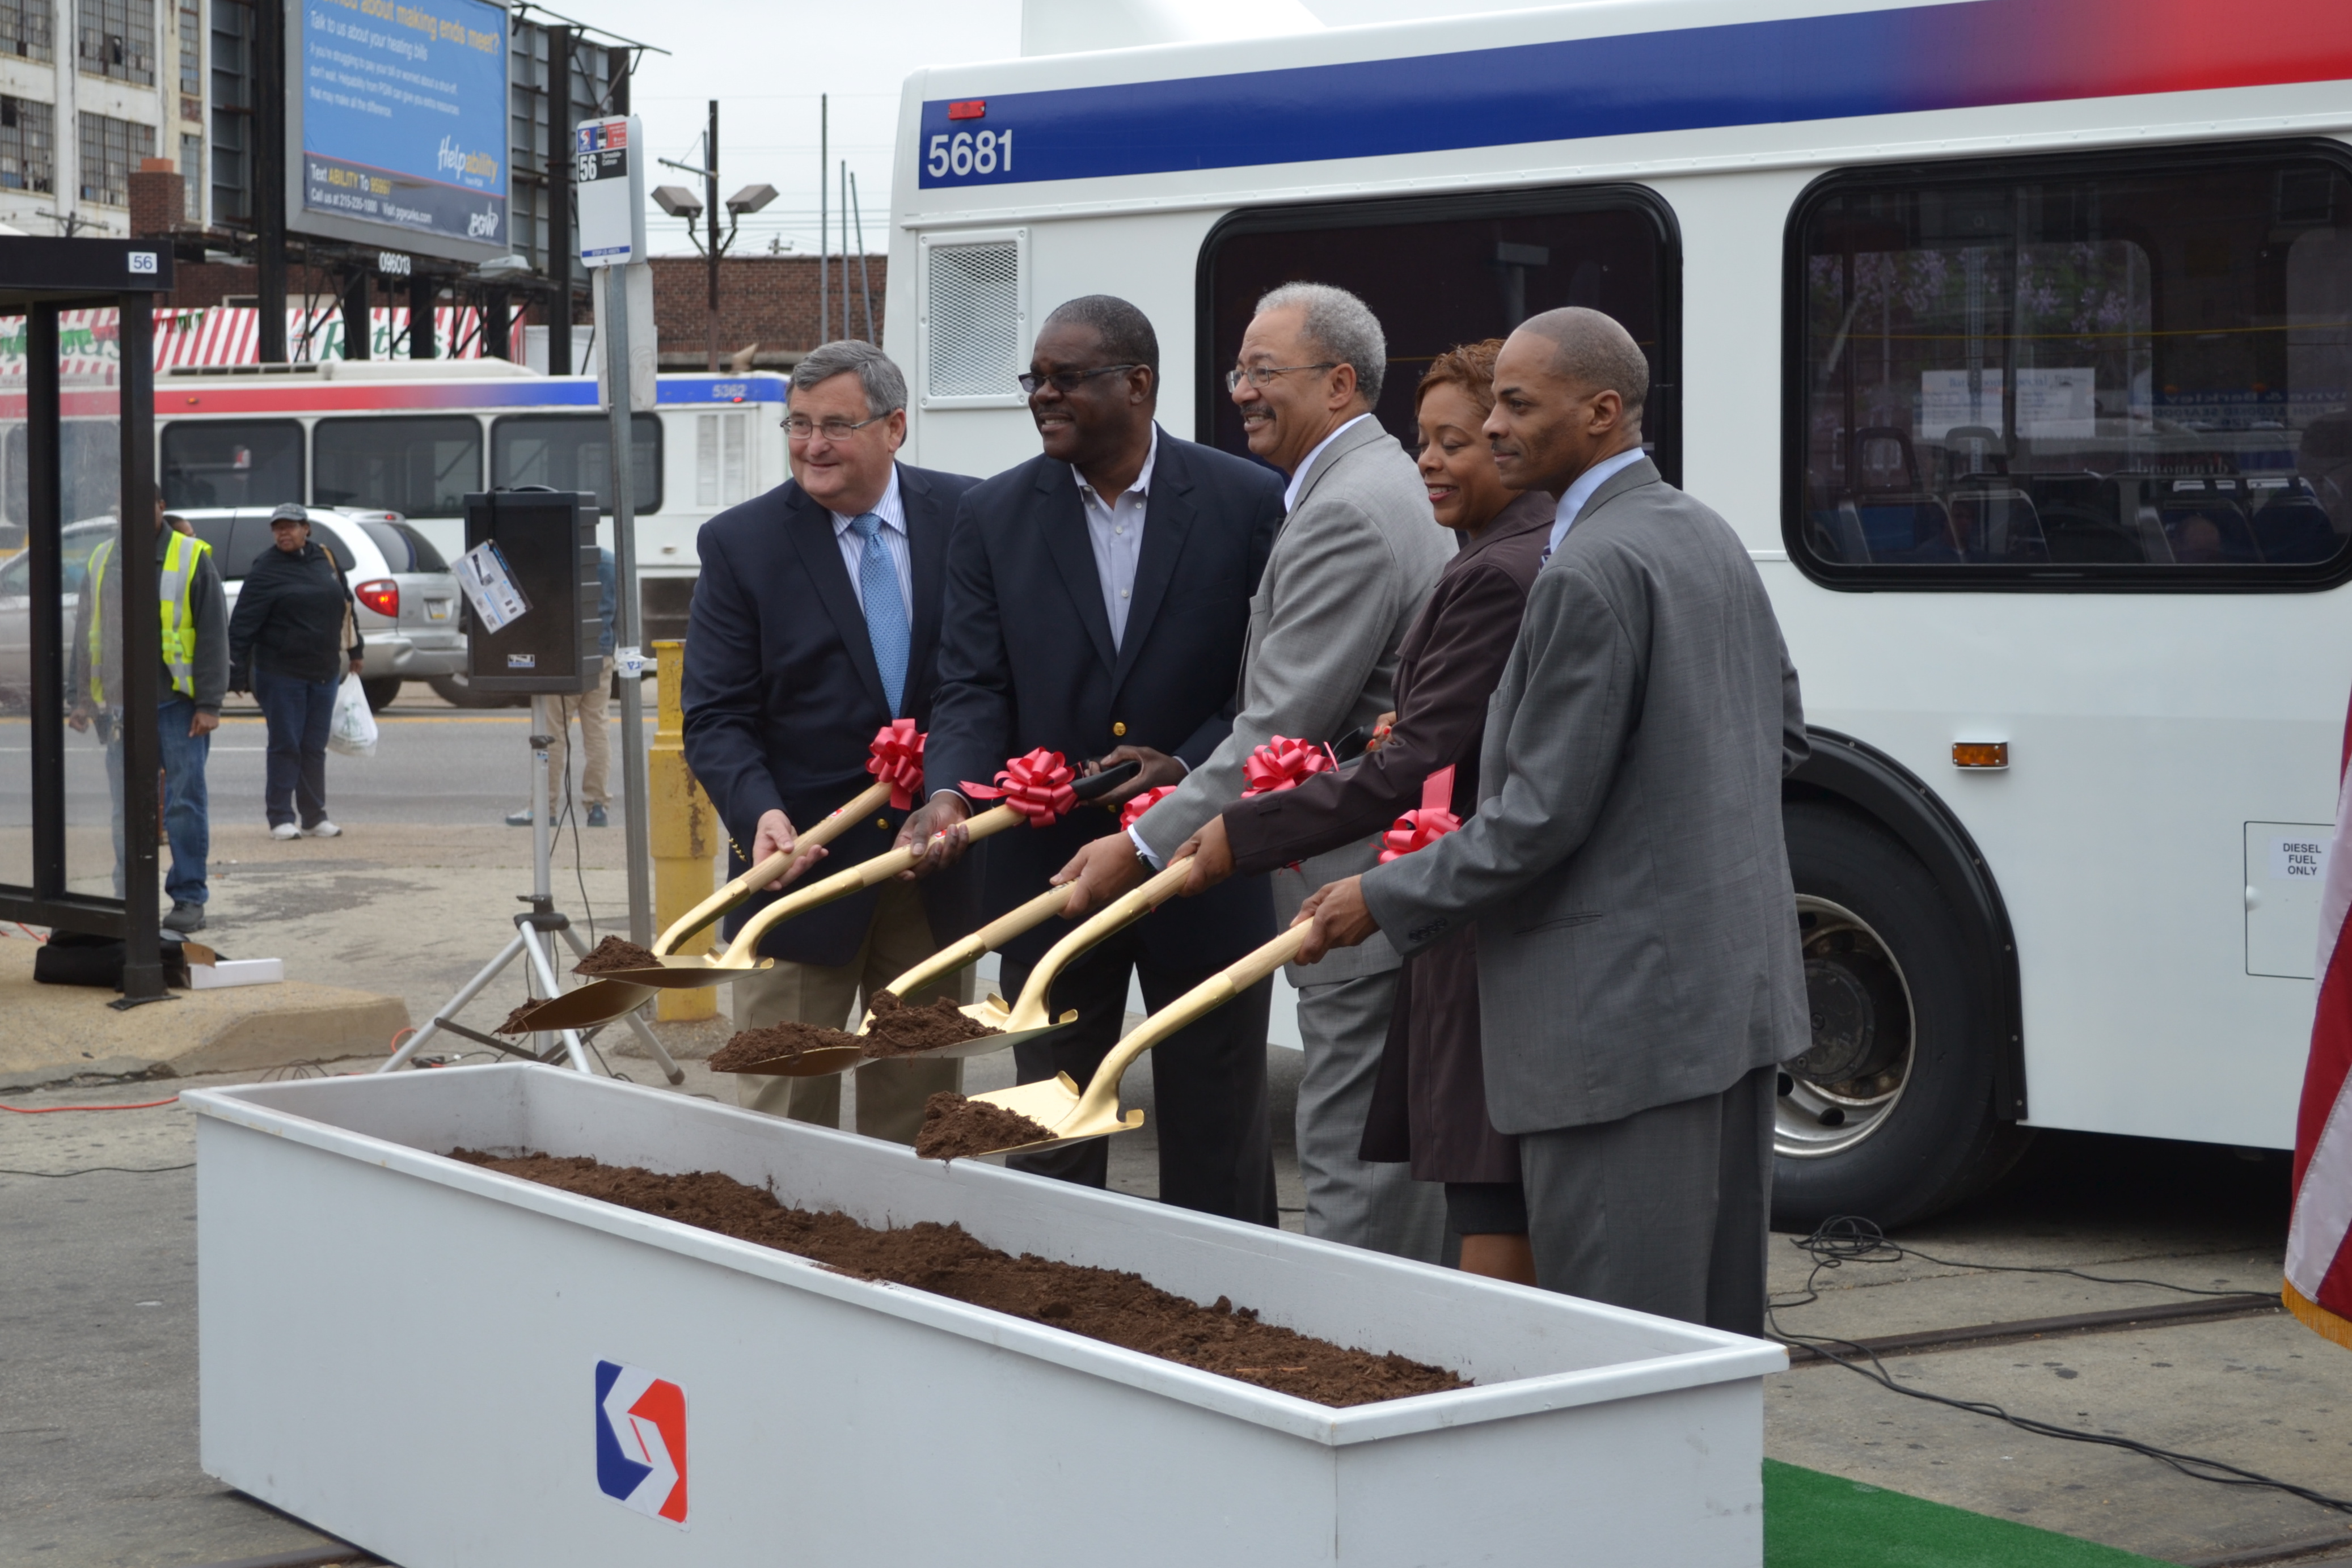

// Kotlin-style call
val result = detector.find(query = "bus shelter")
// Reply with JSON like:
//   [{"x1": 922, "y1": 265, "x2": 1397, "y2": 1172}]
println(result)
[{"x1": 0, "y1": 238, "x2": 175, "y2": 1001}]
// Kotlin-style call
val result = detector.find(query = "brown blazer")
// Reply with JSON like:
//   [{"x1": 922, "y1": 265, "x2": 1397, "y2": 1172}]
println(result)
[{"x1": 1222, "y1": 489, "x2": 1554, "y2": 1182}]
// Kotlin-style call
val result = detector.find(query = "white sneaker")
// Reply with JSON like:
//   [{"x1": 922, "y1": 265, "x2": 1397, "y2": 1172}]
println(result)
[
  {"x1": 301, "y1": 820, "x2": 341, "y2": 838},
  {"x1": 270, "y1": 822, "x2": 299, "y2": 840}
]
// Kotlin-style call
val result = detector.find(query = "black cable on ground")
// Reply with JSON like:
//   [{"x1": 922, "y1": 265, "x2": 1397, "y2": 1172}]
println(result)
[{"x1": 1769, "y1": 1216, "x2": 2351, "y2": 1517}]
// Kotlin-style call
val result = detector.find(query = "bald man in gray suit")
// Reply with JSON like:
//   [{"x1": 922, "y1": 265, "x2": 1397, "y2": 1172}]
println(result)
[{"x1": 1294, "y1": 308, "x2": 1808, "y2": 1334}]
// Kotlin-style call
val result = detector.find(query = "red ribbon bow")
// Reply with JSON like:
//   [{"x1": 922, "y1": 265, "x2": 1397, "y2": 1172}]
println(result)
[
  {"x1": 961, "y1": 749, "x2": 1079, "y2": 827},
  {"x1": 1240, "y1": 736, "x2": 1335, "y2": 797},
  {"x1": 866, "y1": 720, "x2": 926, "y2": 810},
  {"x1": 1118, "y1": 784, "x2": 1178, "y2": 831},
  {"x1": 1379, "y1": 765, "x2": 1461, "y2": 863}
]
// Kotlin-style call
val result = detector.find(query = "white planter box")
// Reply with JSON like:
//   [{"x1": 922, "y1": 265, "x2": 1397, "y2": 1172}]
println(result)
[{"x1": 188, "y1": 1064, "x2": 1784, "y2": 1567}]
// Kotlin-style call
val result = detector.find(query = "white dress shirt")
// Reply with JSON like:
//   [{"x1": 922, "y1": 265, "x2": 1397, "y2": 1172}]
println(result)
[
  {"x1": 1075, "y1": 424, "x2": 1156, "y2": 651},
  {"x1": 829, "y1": 464, "x2": 913, "y2": 617},
  {"x1": 1282, "y1": 412, "x2": 1374, "y2": 513},
  {"x1": 1546, "y1": 446, "x2": 1649, "y2": 557}
]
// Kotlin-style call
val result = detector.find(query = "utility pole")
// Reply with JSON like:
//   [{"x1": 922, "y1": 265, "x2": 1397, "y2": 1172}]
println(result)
[
  {"x1": 818, "y1": 94, "x2": 827, "y2": 349},
  {"x1": 704, "y1": 100, "x2": 720, "y2": 373},
  {"x1": 546, "y1": 26, "x2": 575, "y2": 375},
  {"x1": 852, "y1": 170, "x2": 875, "y2": 344},
  {"x1": 254, "y1": 0, "x2": 287, "y2": 361}
]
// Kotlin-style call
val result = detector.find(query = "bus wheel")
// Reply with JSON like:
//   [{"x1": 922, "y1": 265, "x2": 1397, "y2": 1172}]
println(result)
[
  {"x1": 1773, "y1": 802, "x2": 2030, "y2": 1231},
  {"x1": 361, "y1": 678, "x2": 402, "y2": 712}
]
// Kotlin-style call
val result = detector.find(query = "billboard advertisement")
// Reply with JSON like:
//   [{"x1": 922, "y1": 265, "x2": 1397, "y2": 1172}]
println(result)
[{"x1": 288, "y1": 0, "x2": 510, "y2": 260}]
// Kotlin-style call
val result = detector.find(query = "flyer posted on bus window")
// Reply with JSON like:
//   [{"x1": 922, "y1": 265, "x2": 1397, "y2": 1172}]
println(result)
[{"x1": 299, "y1": 0, "x2": 510, "y2": 248}]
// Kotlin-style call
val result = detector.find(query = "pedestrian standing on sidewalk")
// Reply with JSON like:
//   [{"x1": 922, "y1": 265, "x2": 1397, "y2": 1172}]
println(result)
[
  {"x1": 66, "y1": 497, "x2": 229, "y2": 935},
  {"x1": 227, "y1": 504, "x2": 365, "y2": 841},
  {"x1": 507, "y1": 544, "x2": 615, "y2": 827}
]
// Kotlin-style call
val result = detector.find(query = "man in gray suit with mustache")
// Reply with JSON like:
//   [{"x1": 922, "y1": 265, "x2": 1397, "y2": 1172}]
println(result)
[{"x1": 1294, "y1": 308, "x2": 1809, "y2": 1334}]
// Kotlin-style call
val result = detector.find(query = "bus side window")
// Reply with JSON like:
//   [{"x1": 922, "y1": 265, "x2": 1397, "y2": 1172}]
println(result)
[
  {"x1": 161, "y1": 420, "x2": 304, "y2": 512},
  {"x1": 314, "y1": 417, "x2": 483, "y2": 519},
  {"x1": 697, "y1": 412, "x2": 748, "y2": 509},
  {"x1": 491, "y1": 413, "x2": 661, "y2": 515},
  {"x1": 1790, "y1": 145, "x2": 2352, "y2": 587}
]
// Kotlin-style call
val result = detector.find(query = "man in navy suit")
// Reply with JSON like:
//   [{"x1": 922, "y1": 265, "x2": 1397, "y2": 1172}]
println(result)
[
  {"x1": 906, "y1": 295, "x2": 1287, "y2": 1222},
  {"x1": 682, "y1": 340, "x2": 981, "y2": 1143}
]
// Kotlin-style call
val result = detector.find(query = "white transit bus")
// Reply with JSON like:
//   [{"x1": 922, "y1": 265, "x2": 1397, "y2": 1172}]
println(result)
[
  {"x1": 96, "y1": 360, "x2": 787, "y2": 654},
  {"x1": 879, "y1": 0, "x2": 2352, "y2": 1224}
]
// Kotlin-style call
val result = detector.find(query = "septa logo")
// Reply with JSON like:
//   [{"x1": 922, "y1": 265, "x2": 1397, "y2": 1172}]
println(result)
[{"x1": 594, "y1": 1360, "x2": 687, "y2": 1527}]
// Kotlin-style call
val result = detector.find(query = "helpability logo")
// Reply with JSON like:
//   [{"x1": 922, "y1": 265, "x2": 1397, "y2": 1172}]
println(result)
[{"x1": 594, "y1": 1360, "x2": 687, "y2": 1526}]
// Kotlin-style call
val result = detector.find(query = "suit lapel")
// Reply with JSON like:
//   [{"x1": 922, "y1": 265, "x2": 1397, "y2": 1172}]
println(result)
[
  {"x1": 1111, "y1": 429, "x2": 1192, "y2": 692},
  {"x1": 900, "y1": 463, "x2": 945, "y2": 687},
  {"x1": 1035, "y1": 463, "x2": 1118, "y2": 673},
  {"x1": 1285, "y1": 415, "x2": 1390, "y2": 516},
  {"x1": 782, "y1": 481, "x2": 890, "y2": 716}
]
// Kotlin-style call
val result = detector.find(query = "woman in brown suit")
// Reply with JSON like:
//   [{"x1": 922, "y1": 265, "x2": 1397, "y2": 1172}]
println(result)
[{"x1": 1172, "y1": 341, "x2": 1553, "y2": 1282}]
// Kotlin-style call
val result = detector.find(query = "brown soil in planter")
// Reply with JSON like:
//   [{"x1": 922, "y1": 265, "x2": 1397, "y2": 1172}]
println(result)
[
  {"x1": 451, "y1": 1151, "x2": 1468, "y2": 1408},
  {"x1": 913, "y1": 1091, "x2": 1053, "y2": 1160},
  {"x1": 573, "y1": 935, "x2": 662, "y2": 975},
  {"x1": 861, "y1": 993, "x2": 1003, "y2": 1058},
  {"x1": 708, "y1": 1019, "x2": 861, "y2": 1072}
]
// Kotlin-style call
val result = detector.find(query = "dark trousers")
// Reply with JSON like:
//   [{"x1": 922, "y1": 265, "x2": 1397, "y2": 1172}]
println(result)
[
  {"x1": 1518, "y1": 1063, "x2": 1775, "y2": 1335},
  {"x1": 1000, "y1": 927, "x2": 1277, "y2": 1226},
  {"x1": 253, "y1": 666, "x2": 335, "y2": 828}
]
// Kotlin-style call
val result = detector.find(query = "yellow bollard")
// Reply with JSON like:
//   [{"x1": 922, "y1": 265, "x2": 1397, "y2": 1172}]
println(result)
[{"x1": 650, "y1": 640, "x2": 720, "y2": 1021}]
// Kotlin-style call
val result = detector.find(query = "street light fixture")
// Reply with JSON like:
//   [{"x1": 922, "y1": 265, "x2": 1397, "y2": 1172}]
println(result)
[
  {"x1": 725, "y1": 183, "x2": 777, "y2": 216},
  {"x1": 651, "y1": 185, "x2": 704, "y2": 222}
]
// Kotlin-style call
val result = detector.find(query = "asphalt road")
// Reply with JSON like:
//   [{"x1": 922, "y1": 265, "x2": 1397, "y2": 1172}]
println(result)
[{"x1": 0, "y1": 705, "x2": 554, "y2": 834}]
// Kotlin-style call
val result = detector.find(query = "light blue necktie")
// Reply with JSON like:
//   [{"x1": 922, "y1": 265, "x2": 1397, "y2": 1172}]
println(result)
[{"x1": 850, "y1": 512, "x2": 910, "y2": 716}]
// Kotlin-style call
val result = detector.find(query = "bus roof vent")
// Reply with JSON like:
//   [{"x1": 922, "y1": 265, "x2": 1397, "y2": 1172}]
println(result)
[{"x1": 920, "y1": 229, "x2": 1028, "y2": 408}]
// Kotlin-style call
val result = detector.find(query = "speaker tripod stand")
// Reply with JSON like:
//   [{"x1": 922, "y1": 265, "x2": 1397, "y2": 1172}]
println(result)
[{"x1": 379, "y1": 707, "x2": 683, "y2": 1083}]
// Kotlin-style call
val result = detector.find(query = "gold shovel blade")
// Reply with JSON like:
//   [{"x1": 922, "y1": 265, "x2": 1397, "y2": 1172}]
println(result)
[
  {"x1": 725, "y1": 998, "x2": 1080, "y2": 1079},
  {"x1": 960, "y1": 1075, "x2": 1143, "y2": 1158},
  {"x1": 720, "y1": 1042, "x2": 866, "y2": 1077},
  {"x1": 504, "y1": 957, "x2": 775, "y2": 1034}
]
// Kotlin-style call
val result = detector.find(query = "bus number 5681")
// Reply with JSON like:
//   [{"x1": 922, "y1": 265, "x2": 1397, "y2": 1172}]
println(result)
[{"x1": 928, "y1": 128, "x2": 1011, "y2": 179}]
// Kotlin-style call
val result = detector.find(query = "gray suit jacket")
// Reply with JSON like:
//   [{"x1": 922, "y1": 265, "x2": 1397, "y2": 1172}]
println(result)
[
  {"x1": 1358, "y1": 458, "x2": 1809, "y2": 1133},
  {"x1": 1135, "y1": 415, "x2": 1452, "y2": 984}
]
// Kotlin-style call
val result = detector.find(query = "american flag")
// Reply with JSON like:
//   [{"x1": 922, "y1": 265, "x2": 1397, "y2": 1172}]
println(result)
[{"x1": 2288, "y1": 683, "x2": 2352, "y2": 1351}]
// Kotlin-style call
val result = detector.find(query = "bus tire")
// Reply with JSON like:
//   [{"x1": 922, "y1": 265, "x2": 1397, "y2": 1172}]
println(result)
[
  {"x1": 1773, "y1": 800, "x2": 2032, "y2": 1231},
  {"x1": 361, "y1": 677, "x2": 402, "y2": 712}
]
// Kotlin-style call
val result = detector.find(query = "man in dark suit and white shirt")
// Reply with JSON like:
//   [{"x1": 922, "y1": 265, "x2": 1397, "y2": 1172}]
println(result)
[
  {"x1": 681, "y1": 340, "x2": 981, "y2": 1144},
  {"x1": 1295, "y1": 308, "x2": 1809, "y2": 1333},
  {"x1": 906, "y1": 295, "x2": 1286, "y2": 1222}
]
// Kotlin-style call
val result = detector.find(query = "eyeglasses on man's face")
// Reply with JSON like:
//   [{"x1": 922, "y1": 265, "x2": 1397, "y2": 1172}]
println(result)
[
  {"x1": 784, "y1": 413, "x2": 889, "y2": 442},
  {"x1": 1017, "y1": 363, "x2": 1141, "y2": 396},
  {"x1": 1224, "y1": 361, "x2": 1338, "y2": 392}
]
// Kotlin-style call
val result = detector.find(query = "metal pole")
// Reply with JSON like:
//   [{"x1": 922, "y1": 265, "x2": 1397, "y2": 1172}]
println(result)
[
  {"x1": 116, "y1": 295, "x2": 163, "y2": 1001},
  {"x1": 705, "y1": 99, "x2": 720, "y2": 373},
  {"x1": 27, "y1": 306, "x2": 63, "y2": 902},
  {"x1": 817, "y1": 94, "x2": 827, "y2": 347},
  {"x1": 254, "y1": 0, "x2": 288, "y2": 363},
  {"x1": 852, "y1": 170, "x2": 875, "y2": 344},
  {"x1": 838, "y1": 159, "x2": 849, "y2": 340},
  {"x1": 605, "y1": 272, "x2": 653, "y2": 945},
  {"x1": 546, "y1": 26, "x2": 575, "y2": 376}
]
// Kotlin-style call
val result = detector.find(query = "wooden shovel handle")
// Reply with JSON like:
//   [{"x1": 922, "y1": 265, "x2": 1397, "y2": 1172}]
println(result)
[
  {"x1": 719, "y1": 803, "x2": 1025, "y2": 962},
  {"x1": 871, "y1": 883, "x2": 1070, "y2": 1008},
  {"x1": 1004, "y1": 856, "x2": 1194, "y2": 1026},
  {"x1": 1069, "y1": 924, "x2": 1310, "y2": 1127},
  {"x1": 652, "y1": 780, "x2": 894, "y2": 956}
]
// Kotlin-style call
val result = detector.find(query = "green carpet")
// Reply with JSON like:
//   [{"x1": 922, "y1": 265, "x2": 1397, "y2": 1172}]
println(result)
[{"x1": 1765, "y1": 1460, "x2": 2172, "y2": 1566}]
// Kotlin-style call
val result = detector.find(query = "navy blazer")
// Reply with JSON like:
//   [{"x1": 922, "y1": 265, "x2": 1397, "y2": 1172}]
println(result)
[
  {"x1": 682, "y1": 461, "x2": 981, "y2": 966},
  {"x1": 926, "y1": 428, "x2": 1285, "y2": 971}
]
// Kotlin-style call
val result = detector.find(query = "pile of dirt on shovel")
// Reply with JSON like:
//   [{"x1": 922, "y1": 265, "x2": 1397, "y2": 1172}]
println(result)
[
  {"x1": 913, "y1": 1091, "x2": 1053, "y2": 1160},
  {"x1": 708, "y1": 1019, "x2": 862, "y2": 1072},
  {"x1": 450, "y1": 1150, "x2": 1469, "y2": 1408},
  {"x1": 573, "y1": 935, "x2": 662, "y2": 974},
  {"x1": 859, "y1": 993, "x2": 1003, "y2": 1058}
]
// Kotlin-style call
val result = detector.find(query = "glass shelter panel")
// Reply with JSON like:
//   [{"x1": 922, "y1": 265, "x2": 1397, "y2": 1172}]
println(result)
[{"x1": 1792, "y1": 145, "x2": 2352, "y2": 585}]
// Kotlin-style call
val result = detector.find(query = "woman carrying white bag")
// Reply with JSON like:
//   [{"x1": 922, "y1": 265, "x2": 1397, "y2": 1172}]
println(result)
[{"x1": 227, "y1": 505, "x2": 369, "y2": 839}]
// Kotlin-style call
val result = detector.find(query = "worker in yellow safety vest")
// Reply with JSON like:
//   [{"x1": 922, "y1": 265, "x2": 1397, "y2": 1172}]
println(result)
[{"x1": 66, "y1": 500, "x2": 229, "y2": 936}]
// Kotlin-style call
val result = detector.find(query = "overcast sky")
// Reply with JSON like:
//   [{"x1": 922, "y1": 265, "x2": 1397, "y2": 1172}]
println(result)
[{"x1": 618, "y1": 0, "x2": 1024, "y2": 259}]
